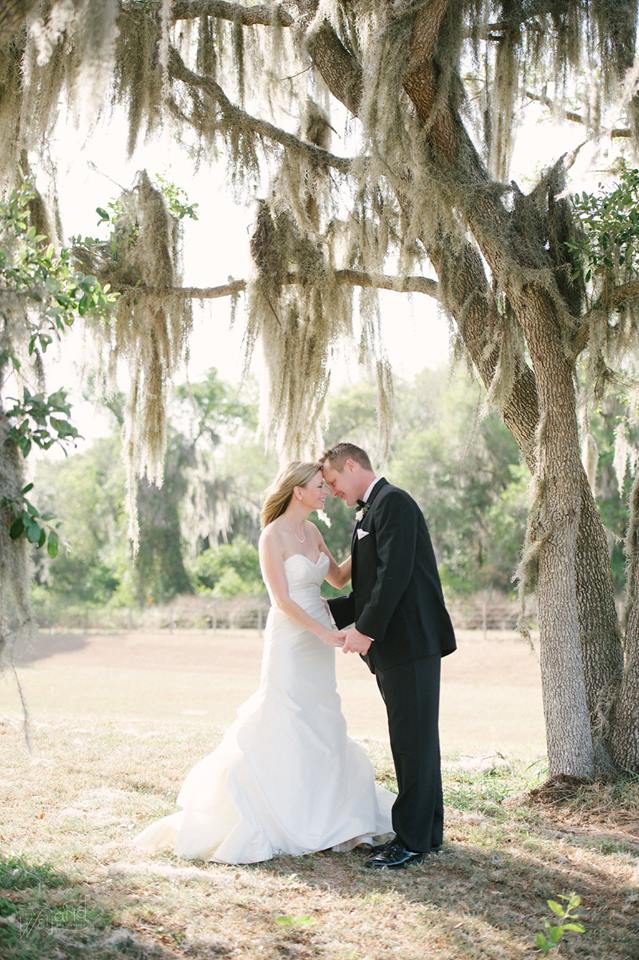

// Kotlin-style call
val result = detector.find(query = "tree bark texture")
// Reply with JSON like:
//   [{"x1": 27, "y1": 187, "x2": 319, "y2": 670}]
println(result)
[
  {"x1": 609, "y1": 471, "x2": 639, "y2": 770},
  {"x1": 513, "y1": 287, "x2": 594, "y2": 777}
]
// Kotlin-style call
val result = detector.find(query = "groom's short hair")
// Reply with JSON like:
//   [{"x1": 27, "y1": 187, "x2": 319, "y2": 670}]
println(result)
[{"x1": 320, "y1": 443, "x2": 372, "y2": 471}]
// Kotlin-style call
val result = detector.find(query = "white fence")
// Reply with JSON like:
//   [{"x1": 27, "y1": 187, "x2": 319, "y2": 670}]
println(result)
[
  {"x1": 152, "y1": 593, "x2": 532, "y2": 633},
  {"x1": 36, "y1": 591, "x2": 531, "y2": 634}
]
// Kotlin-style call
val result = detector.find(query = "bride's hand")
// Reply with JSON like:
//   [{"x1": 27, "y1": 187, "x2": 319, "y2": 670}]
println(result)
[{"x1": 321, "y1": 629, "x2": 346, "y2": 647}]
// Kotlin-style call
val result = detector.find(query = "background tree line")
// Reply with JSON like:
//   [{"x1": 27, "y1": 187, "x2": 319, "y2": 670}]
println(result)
[{"x1": 30, "y1": 365, "x2": 630, "y2": 622}]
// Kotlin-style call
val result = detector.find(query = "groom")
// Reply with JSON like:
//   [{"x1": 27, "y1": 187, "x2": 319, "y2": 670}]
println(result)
[{"x1": 320, "y1": 443, "x2": 456, "y2": 870}]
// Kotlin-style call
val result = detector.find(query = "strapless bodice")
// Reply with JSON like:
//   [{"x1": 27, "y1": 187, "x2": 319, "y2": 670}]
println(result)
[
  {"x1": 265, "y1": 552, "x2": 331, "y2": 629},
  {"x1": 283, "y1": 552, "x2": 329, "y2": 589}
]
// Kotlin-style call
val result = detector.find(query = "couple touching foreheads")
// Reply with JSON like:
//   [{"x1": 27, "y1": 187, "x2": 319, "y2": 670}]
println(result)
[{"x1": 134, "y1": 443, "x2": 456, "y2": 871}]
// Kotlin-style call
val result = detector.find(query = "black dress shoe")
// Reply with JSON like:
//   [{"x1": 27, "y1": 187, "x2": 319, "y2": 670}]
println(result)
[
  {"x1": 365, "y1": 842, "x2": 425, "y2": 870},
  {"x1": 367, "y1": 836, "x2": 395, "y2": 855}
]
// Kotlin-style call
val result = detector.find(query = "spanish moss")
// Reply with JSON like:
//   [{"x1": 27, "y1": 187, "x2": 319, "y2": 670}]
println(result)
[{"x1": 74, "y1": 171, "x2": 192, "y2": 551}]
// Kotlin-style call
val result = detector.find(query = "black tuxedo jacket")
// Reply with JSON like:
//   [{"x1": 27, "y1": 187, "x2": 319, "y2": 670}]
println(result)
[{"x1": 328, "y1": 478, "x2": 456, "y2": 673}]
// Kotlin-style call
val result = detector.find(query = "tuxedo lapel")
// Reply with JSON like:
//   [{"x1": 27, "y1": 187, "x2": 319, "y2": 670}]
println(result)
[
  {"x1": 351, "y1": 478, "x2": 388, "y2": 554},
  {"x1": 365, "y1": 477, "x2": 388, "y2": 508}
]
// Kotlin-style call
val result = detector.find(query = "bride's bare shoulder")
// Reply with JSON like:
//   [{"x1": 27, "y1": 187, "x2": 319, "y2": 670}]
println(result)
[
  {"x1": 259, "y1": 519, "x2": 284, "y2": 551},
  {"x1": 306, "y1": 520, "x2": 323, "y2": 545}
]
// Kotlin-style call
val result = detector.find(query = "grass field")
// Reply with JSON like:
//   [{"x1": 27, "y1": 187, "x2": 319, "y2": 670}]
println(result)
[{"x1": 1, "y1": 628, "x2": 638, "y2": 959}]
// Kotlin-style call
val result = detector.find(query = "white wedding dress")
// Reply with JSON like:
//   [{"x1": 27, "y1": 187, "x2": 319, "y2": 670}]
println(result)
[{"x1": 133, "y1": 552, "x2": 394, "y2": 863}]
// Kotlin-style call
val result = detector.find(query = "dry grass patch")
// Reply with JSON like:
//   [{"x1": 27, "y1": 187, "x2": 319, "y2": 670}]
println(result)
[
  {"x1": 6, "y1": 627, "x2": 546, "y2": 757},
  {"x1": 1, "y1": 717, "x2": 638, "y2": 959}
]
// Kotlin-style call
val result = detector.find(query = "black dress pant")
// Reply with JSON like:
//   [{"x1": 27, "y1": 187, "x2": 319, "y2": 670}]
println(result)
[{"x1": 375, "y1": 655, "x2": 443, "y2": 853}]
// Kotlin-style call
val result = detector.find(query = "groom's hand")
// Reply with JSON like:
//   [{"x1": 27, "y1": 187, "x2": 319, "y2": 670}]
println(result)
[
  {"x1": 322, "y1": 629, "x2": 346, "y2": 647},
  {"x1": 341, "y1": 627, "x2": 372, "y2": 655}
]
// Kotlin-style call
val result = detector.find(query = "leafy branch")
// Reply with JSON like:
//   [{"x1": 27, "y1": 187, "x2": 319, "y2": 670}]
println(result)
[
  {"x1": 1, "y1": 482, "x2": 61, "y2": 557},
  {"x1": 0, "y1": 182, "x2": 118, "y2": 556},
  {"x1": 568, "y1": 163, "x2": 639, "y2": 285},
  {"x1": 534, "y1": 892, "x2": 586, "y2": 955},
  {"x1": 73, "y1": 174, "x2": 198, "y2": 276},
  {"x1": 154, "y1": 175, "x2": 199, "y2": 221},
  {"x1": 0, "y1": 184, "x2": 117, "y2": 357},
  {"x1": 4, "y1": 386, "x2": 81, "y2": 457}
]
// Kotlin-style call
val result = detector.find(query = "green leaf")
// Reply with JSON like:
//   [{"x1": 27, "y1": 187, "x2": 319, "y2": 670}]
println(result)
[
  {"x1": 20, "y1": 482, "x2": 34, "y2": 494},
  {"x1": 47, "y1": 530, "x2": 59, "y2": 558},
  {"x1": 25, "y1": 520, "x2": 43, "y2": 544},
  {"x1": 49, "y1": 417, "x2": 79, "y2": 439},
  {"x1": 9, "y1": 516, "x2": 24, "y2": 539},
  {"x1": 37, "y1": 527, "x2": 46, "y2": 548},
  {"x1": 563, "y1": 923, "x2": 585, "y2": 933},
  {"x1": 547, "y1": 900, "x2": 564, "y2": 917},
  {"x1": 549, "y1": 926, "x2": 563, "y2": 944},
  {"x1": 535, "y1": 933, "x2": 549, "y2": 954}
]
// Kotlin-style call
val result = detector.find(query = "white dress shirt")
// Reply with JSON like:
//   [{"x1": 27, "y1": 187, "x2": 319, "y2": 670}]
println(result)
[{"x1": 362, "y1": 476, "x2": 381, "y2": 503}]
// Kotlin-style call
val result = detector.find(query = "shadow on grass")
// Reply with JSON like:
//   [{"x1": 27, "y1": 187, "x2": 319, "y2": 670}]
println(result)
[
  {"x1": 248, "y1": 835, "x2": 639, "y2": 960},
  {"x1": 0, "y1": 852, "x2": 176, "y2": 960},
  {"x1": 13, "y1": 630, "x2": 90, "y2": 667},
  {"x1": 3, "y1": 836, "x2": 637, "y2": 960}
]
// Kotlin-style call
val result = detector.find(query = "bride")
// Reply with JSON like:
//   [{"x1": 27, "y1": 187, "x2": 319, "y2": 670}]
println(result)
[{"x1": 133, "y1": 461, "x2": 393, "y2": 864}]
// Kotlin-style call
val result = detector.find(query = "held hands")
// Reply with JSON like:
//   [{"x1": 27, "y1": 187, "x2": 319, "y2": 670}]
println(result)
[
  {"x1": 340, "y1": 627, "x2": 372, "y2": 655},
  {"x1": 322, "y1": 629, "x2": 346, "y2": 648}
]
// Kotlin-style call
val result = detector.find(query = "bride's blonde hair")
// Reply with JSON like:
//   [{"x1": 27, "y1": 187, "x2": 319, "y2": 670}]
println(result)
[{"x1": 261, "y1": 461, "x2": 321, "y2": 528}]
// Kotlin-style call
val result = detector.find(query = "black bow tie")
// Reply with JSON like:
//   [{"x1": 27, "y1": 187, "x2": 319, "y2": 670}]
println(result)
[{"x1": 356, "y1": 499, "x2": 367, "y2": 509}]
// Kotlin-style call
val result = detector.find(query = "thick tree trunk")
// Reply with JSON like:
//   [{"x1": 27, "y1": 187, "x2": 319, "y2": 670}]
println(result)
[
  {"x1": 609, "y1": 471, "x2": 639, "y2": 769},
  {"x1": 431, "y1": 236, "x2": 624, "y2": 766},
  {"x1": 402, "y1": 5, "x2": 611, "y2": 775},
  {"x1": 304, "y1": 4, "x2": 630, "y2": 772},
  {"x1": 576, "y1": 472, "x2": 625, "y2": 766},
  {"x1": 515, "y1": 289, "x2": 594, "y2": 777},
  {"x1": 611, "y1": 649, "x2": 639, "y2": 770}
]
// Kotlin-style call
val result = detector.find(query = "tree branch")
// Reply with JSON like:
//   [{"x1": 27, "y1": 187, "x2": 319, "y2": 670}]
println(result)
[
  {"x1": 524, "y1": 90, "x2": 631, "y2": 138},
  {"x1": 167, "y1": 46, "x2": 356, "y2": 173},
  {"x1": 121, "y1": 0, "x2": 293, "y2": 26},
  {"x1": 121, "y1": 271, "x2": 440, "y2": 300},
  {"x1": 572, "y1": 280, "x2": 639, "y2": 358},
  {"x1": 332, "y1": 270, "x2": 439, "y2": 297},
  {"x1": 297, "y1": 8, "x2": 541, "y2": 458},
  {"x1": 305, "y1": 21, "x2": 363, "y2": 117}
]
